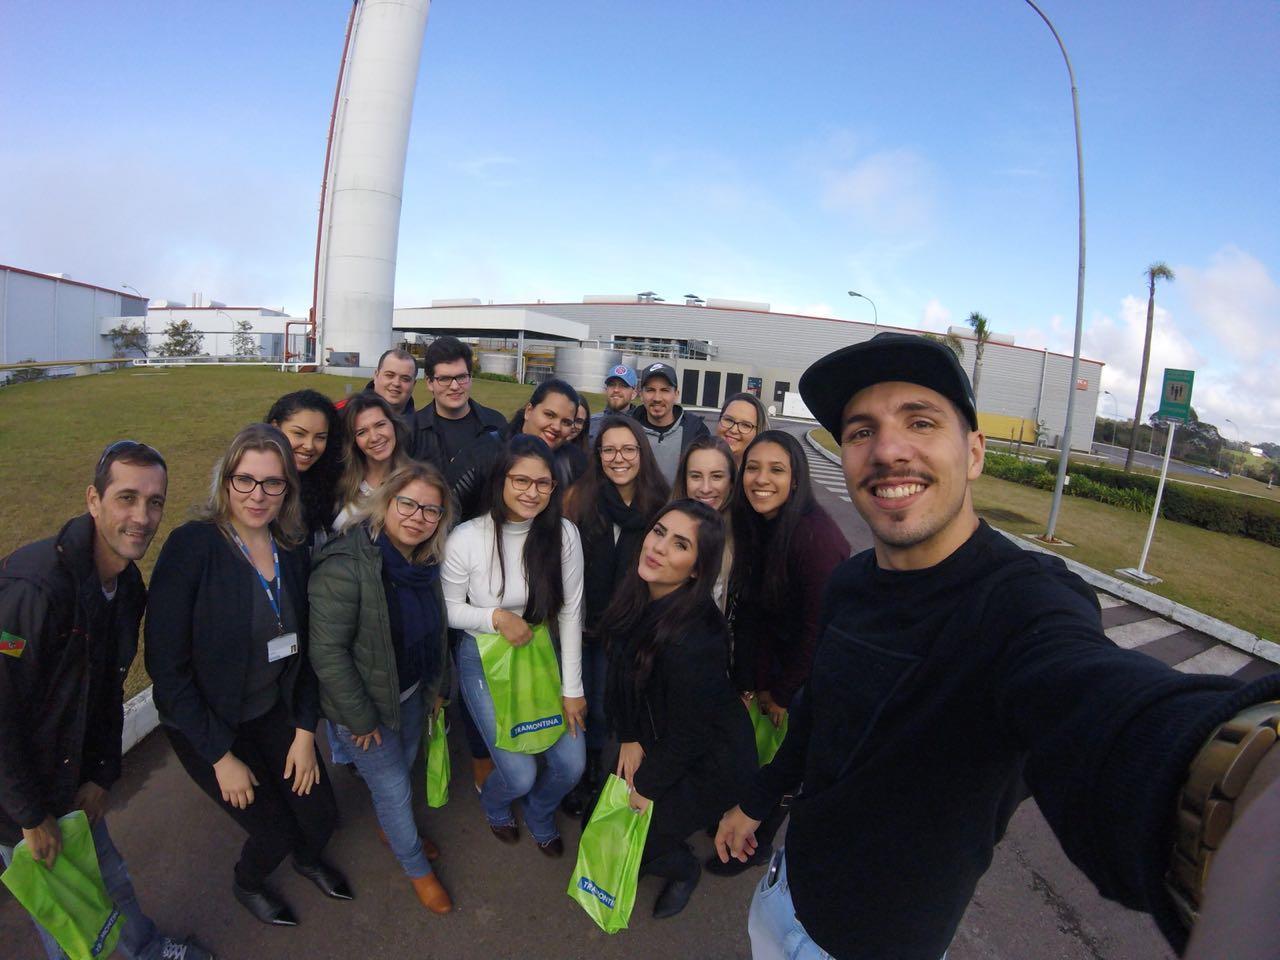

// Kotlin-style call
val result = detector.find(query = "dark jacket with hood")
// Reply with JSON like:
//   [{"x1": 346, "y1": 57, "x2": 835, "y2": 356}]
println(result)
[
  {"x1": 308, "y1": 524, "x2": 450, "y2": 736},
  {"x1": 631, "y1": 404, "x2": 710, "y2": 483},
  {"x1": 411, "y1": 400, "x2": 507, "y2": 521},
  {"x1": 0, "y1": 514, "x2": 145, "y2": 845}
]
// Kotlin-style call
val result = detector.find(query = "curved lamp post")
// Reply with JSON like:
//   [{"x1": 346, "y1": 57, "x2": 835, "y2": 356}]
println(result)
[
  {"x1": 1024, "y1": 0, "x2": 1088, "y2": 544},
  {"x1": 847, "y1": 290, "x2": 878, "y2": 331},
  {"x1": 1103, "y1": 389, "x2": 1118, "y2": 446}
]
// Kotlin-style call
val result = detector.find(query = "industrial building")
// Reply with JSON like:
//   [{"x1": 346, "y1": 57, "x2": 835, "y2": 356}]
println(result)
[
  {"x1": 395, "y1": 296, "x2": 1103, "y2": 450},
  {"x1": 0, "y1": 264, "x2": 147, "y2": 381}
]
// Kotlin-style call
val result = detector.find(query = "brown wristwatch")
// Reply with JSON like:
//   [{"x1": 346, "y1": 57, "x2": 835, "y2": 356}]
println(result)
[{"x1": 1166, "y1": 700, "x2": 1280, "y2": 928}]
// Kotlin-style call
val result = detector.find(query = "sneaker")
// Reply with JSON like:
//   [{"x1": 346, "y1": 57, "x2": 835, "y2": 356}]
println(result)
[{"x1": 159, "y1": 938, "x2": 215, "y2": 960}]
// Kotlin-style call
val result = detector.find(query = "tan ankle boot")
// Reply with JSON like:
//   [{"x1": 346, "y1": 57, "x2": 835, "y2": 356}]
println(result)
[{"x1": 410, "y1": 873, "x2": 453, "y2": 914}]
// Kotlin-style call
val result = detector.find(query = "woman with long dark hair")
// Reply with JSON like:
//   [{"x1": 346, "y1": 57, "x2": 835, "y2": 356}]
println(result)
[
  {"x1": 309, "y1": 463, "x2": 455, "y2": 915},
  {"x1": 442, "y1": 434, "x2": 586, "y2": 856},
  {"x1": 671, "y1": 435, "x2": 736, "y2": 611},
  {"x1": 560, "y1": 416, "x2": 670, "y2": 815},
  {"x1": 146, "y1": 424, "x2": 349, "y2": 927},
  {"x1": 567, "y1": 396, "x2": 591, "y2": 453},
  {"x1": 602, "y1": 500, "x2": 756, "y2": 919},
  {"x1": 714, "y1": 429, "x2": 849, "y2": 876},
  {"x1": 334, "y1": 392, "x2": 414, "y2": 531},
  {"x1": 266, "y1": 390, "x2": 344, "y2": 542},
  {"x1": 508, "y1": 379, "x2": 586, "y2": 488}
]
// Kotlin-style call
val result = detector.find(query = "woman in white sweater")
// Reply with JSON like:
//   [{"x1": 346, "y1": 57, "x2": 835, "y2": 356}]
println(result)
[{"x1": 442, "y1": 434, "x2": 586, "y2": 857}]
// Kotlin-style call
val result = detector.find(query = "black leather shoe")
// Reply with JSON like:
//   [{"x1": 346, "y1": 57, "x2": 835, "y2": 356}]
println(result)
[
  {"x1": 653, "y1": 862, "x2": 701, "y2": 919},
  {"x1": 292, "y1": 859, "x2": 354, "y2": 901},
  {"x1": 489, "y1": 823, "x2": 520, "y2": 845},
  {"x1": 536, "y1": 836, "x2": 564, "y2": 858},
  {"x1": 233, "y1": 881, "x2": 298, "y2": 926},
  {"x1": 705, "y1": 843, "x2": 772, "y2": 877}
]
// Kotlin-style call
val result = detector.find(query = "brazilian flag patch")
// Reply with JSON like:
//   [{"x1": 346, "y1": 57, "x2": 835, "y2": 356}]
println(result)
[{"x1": 0, "y1": 630, "x2": 26, "y2": 658}]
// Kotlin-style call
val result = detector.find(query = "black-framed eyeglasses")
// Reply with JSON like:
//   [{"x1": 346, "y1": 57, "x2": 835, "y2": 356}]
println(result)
[
  {"x1": 395, "y1": 496, "x2": 445, "y2": 521},
  {"x1": 600, "y1": 444, "x2": 641, "y2": 461},
  {"x1": 430, "y1": 374, "x2": 472, "y2": 387},
  {"x1": 718, "y1": 414, "x2": 758, "y2": 436},
  {"x1": 229, "y1": 474, "x2": 288, "y2": 496},
  {"x1": 96, "y1": 439, "x2": 163, "y2": 473},
  {"x1": 507, "y1": 474, "x2": 556, "y2": 495}
]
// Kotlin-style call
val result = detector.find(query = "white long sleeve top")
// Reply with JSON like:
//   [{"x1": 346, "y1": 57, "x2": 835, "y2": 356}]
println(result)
[{"x1": 442, "y1": 514, "x2": 585, "y2": 698}]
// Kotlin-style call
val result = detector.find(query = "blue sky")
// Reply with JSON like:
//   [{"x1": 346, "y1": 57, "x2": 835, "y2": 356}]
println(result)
[{"x1": 3, "y1": 1, "x2": 1278, "y2": 442}]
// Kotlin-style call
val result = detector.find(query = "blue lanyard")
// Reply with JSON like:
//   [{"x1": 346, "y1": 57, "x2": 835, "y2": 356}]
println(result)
[{"x1": 229, "y1": 529, "x2": 283, "y2": 631}]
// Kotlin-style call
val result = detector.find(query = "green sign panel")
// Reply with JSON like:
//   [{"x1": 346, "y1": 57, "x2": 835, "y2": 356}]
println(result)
[{"x1": 1156, "y1": 368, "x2": 1195, "y2": 423}]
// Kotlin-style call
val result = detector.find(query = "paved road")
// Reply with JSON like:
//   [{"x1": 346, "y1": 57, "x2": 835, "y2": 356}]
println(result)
[{"x1": 2, "y1": 422, "x2": 1271, "y2": 960}]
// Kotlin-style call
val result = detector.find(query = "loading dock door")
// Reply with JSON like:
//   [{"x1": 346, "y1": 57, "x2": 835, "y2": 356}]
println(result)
[
  {"x1": 701, "y1": 371, "x2": 722, "y2": 408},
  {"x1": 681, "y1": 369, "x2": 699, "y2": 404}
]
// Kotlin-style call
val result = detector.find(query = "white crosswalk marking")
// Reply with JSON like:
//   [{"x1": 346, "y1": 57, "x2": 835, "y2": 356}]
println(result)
[
  {"x1": 1105, "y1": 618, "x2": 1184, "y2": 649},
  {"x1": 1096, "y1": 593, "x2": 1126, "y2": 609},
  {"x1": 1176, "y1": 646, "x2": 1253, "y2": 675}
]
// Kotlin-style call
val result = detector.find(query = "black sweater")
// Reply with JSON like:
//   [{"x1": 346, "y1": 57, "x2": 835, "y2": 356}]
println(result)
[
  {"x1": 606, "y1": 595, "x2": 756, "y2": 804},
  {"x1": 742, "y1": 521, "x2": 1280, "y2": 960}
]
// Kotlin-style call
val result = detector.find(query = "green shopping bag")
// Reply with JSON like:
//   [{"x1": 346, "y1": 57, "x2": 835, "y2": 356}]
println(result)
[
  {"x1": 425, "y1": 708, "x2": 450, "y2": 808},
  {"x1": 752, "y1": 705, "x2": 789, "y2": 766},
  {"x1": 0, "y1": 811, "x2": 124, "y2": 959},
  {"x1": 566, "y1": 774, "x2": 652, "y2": 933},
  {"x1": 475, "y1": 622, "x2": 565, "y2": 754}
]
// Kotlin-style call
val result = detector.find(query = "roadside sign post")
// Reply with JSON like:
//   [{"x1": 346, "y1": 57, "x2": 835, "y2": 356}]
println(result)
[{"x1": 1119, "y1": 369, "x2": 1194, "y2": 584}]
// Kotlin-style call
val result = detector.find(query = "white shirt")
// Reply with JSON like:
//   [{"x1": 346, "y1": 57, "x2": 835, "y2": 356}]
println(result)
[{"x1": 442, "y1": 514, "x2": 585, "y2": 698}]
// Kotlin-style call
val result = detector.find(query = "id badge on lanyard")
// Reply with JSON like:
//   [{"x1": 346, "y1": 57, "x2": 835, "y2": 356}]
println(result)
[{"x1": 231, "y1": 530, "x2": 298, "y2": 664}]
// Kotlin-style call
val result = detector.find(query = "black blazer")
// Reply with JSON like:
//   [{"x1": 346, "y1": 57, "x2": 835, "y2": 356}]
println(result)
[{"x1": 145, "y1": 521, "x2": 319, "y2": 765}]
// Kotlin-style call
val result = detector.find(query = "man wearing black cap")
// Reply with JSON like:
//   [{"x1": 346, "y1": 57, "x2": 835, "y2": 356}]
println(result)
[
  {"x1": 716, "y1": 333, "x2": 1279, "y2": 960},
  {"x1": 631, "y1": 361, "x2": 709, "y2": 483}
]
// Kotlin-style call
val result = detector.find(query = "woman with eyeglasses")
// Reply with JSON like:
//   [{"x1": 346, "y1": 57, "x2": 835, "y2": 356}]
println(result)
[
  {"x1": 602, "y1": 500, "x2": 756, "y2": 919},
  {"x1": 442, "y1": 435, "x2": 586, "y2": 856},
  {"x1": 308, "y1": 463, "x2": 455, "y2": 915},
  {"x1": 146, "y1": 424, "x2": 349, "y2": 927},
  {"x1": 672, "y1": 435, "x2": 737, "y2": 611},
  {"x1": 715, "y1": 392, "x2": 770, "y2": 466},
  {"x1": 711, "y1": 430, "x2": 849, "y2": 877},
  {"x1": 560, "y1": 416, "x2": 670, "y2": 816},
  {"x1": 567, "y1": 397, "x2": 591, "y2": 453},
  {"x1": 334, "y1": 393, "x2": 414, "y2": 532},
  {"x1": 266, "y1": 390, "x2": 344, "y2": 544},
  {"x1": 508, "y1": 379, "x2": 587, "y2": 489}
]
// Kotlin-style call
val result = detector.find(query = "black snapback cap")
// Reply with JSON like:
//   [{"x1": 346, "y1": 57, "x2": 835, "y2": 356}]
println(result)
[{"x1": 799, "y1": 332, "x2": 979, "y2": 438}]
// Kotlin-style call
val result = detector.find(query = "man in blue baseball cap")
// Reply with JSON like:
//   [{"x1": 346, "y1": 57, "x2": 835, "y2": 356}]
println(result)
[
  {"x1": 717, "y1": 332, "x2": 1280, "y2": 960},
  {"x1": 587, "y1": 364, "x2": 638, "y2": 442}
]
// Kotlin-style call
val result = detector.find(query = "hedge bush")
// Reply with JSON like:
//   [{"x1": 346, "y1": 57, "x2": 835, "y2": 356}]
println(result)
[{"x1": 983, "y1": 453, "x2": 1280, "y2": 547}]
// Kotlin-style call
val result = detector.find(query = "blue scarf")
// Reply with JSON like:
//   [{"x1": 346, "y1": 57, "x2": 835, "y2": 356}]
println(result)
[{"x1": 377, "y1": 532, "x2": 442, "y2": 694}]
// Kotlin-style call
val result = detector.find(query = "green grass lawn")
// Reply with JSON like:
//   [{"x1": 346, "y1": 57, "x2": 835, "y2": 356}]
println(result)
[
  {"x1": 809, "y1": 430, "x2": 1280, "y2": 640},
  {"x1": 0, "y1": 367, "x2": 605, "y2": 696}
]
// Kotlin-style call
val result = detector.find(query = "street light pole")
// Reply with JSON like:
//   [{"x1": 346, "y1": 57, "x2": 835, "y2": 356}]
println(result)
[
  {"x1": 847, "y1": 290, "x2": 878, "y2": 331},
  {"x1": 1223, "y1": 418, "x2": 1240, "y2": 476},
  {"x1": 1026, "y1": 0, "x2": 1088, "y2": 544},
  {"x1": 1103, "y1": 390, "x2": 1118, "y2": 445}
]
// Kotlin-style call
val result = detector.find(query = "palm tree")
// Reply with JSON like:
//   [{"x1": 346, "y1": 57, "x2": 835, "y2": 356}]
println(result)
[
  {"x1": 1124, "y1": 262, "x2": 1174, "y2": 472},
  {"x1": 965, "y1": 311, "x2": 991, "y2": 402},
  {"x1": 922, "y1": 331, "x2": 965, "y2": 361}
]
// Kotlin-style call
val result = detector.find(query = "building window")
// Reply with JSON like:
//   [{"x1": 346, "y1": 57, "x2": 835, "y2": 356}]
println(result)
[{"x1": 773, "y1": 381, "x2": 790, "y2": 403}]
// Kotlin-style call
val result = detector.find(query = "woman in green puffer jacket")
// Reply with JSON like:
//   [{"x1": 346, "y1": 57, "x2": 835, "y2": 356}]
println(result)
[{"x1": 308, "y1": 462, "x2": 455, "y2": 915}]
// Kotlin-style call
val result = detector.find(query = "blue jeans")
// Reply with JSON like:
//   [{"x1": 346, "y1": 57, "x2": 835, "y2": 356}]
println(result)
[
  {"x1": 581, "y1": 640, "x2": 609, "y2": 753},
  {"x1": 748, "y1": 849, "x2": 948, "y2": 960},
  {"x1": 457, "y1": 634, "x2": 585, "y2": 843},
  {"x1": 333, "y1": 685, "x2": 432, "y2": 878},
  {"x1": 0, "y1": 817, "x2": 165, "y2": 960}
]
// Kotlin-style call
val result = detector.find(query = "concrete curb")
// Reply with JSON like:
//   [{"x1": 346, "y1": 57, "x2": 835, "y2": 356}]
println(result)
[
  {"x1": 802, "y1": 429, "x2": 1280, "y2": 666},
  {"x1": 122, "y1": 685, "x2": 158, "y2": 755}
]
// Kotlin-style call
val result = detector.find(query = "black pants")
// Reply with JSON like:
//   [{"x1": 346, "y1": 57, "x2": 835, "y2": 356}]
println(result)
[
  {"x1": 166, "y1": 699, "x2": 337, "y2": 890},
  {"x1": 640, "y1": 777, "x2": 728, "y2": 883}
]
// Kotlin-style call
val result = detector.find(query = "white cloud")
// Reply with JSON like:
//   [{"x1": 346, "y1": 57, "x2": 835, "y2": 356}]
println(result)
[
  {"x1": 920, "y1": 298, "x2": 951, "y2": 332},
  {"x1": 1178, "y1": 247, "x2": 1280, "y2": 359},
  {"x1": 821, "y1": 148, "x2": 936, "y2": 236}
]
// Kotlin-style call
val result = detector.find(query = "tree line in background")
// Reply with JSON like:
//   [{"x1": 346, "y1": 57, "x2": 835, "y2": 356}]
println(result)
[
  {"x1": 106, "y1": 318, "x2": 260, "y2": 359},
  {"x1": 1093, "y1": 410, "x2": 1278, "y2": 484}
]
